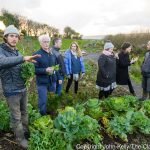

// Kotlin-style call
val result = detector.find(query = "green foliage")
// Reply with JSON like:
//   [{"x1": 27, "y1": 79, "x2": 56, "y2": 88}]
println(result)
[
  {"x1": 131, "y1": 111, "x2": 150, "y2": 134},
  {"x1": 107, "y1": 110, "x2": 134, "y2": 142},
  {"x1": 52, "y1": 64, "x2": 59, "y2": 71},
  {"x1": 130, "y1": 56, "x2": 144, "y2": 83},
  {"x1": 21, "y1": 62, "x2": 35, "y2": 88},
  {"x1": 29, "y1": 129, "x2": 66, "y2": 150},
  {"x1": 104, "y1": 33, "x2": 150, "y2": 52},
  {"x1": 103, "y1": 95, "x2": 137, "y2": 113},
  {"x1": 47, "y1": 65, "x2": 59, "y2": 75},
  {"x1": 54, "y1": 106, "x2": 102, "y2": 148},
  {"x1": 64, "y1": 26, "x2": 81, "y2": 39},
  {"x1": 28, "y1": 103, "x2": 41, "y2": 125},
  {"x1": 28, "y1": 108, "x2": 66, "y2": 150},
  {"x1": 33, "y1": 115, "x2": 53, "y2": 132},
  {"x1": 0, "y1": 100, "x2": 10, "y2": 131},
  {"x1": 1, "y1": 9, "x2": 20, "y2": 28},
  {"x1": 86, "y1": 98, "x2": 103, "y2": 120},
  {"x1": 142, "y1": 100, "x2": 150, "y2": 116}
]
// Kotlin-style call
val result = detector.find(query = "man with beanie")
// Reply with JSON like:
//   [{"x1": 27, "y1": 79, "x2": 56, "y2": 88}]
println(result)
[
  {"x1": 96, "y1": 41, "x2": 117, "y2": 99},
  {"x1": 52, "y1": 38, "x2": 66, "y2": 96},
  {"x1": 0, "y1": 25, "x2": 40, "y2": 149}
]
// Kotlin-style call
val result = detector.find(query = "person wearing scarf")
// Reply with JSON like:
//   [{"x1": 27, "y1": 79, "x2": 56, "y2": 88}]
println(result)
[{"x1": 96, "y1": 41, "x2": 117, "y2": 99}]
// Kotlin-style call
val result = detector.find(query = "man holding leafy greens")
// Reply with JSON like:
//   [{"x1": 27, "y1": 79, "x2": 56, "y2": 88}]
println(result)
[
  {"x1": 33, "y1": 34, "x2": 62, "y2": 116},
  {"x1": 0, "y1": 25, "x2": 40, "y2": 149}
]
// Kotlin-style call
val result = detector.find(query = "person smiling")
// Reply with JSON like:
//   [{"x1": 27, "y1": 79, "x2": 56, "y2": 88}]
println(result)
[{"x1": 64, "y1": 42, "x2": 85, "y2": 94}]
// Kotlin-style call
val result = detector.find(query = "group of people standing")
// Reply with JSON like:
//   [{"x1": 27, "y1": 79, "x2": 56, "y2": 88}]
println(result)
[
  {"x1": 0, "y1": 25, "x2": 85, "y2": 148},
  {"x1": 96, "y1": 40, "x2": 150, "y2": 101},
  {"x1": 33, "y1": 34, "x2": 85, "y2": 115},
  {"x1": 0, "y1": 25, "x2": 150, "y2": 149}
]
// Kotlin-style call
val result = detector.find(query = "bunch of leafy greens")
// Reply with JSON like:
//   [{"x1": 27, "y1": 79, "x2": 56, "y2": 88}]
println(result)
[
  {"x1": 21, "y1": 62, "x2": 35, "y2": 88},
  {"x1": 47, "y1": 65, "x2": 59, "y2": 75}
]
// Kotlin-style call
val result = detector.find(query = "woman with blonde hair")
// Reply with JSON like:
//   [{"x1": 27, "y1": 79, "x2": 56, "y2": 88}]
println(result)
[{"x1": 64, "y1": 42, "x2": 85, "y2": 94}]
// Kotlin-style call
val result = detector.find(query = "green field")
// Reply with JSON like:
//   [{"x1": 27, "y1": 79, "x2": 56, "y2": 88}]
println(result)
[{"x1": 0, "y1": 37, "x2": 103, "y2": 55}]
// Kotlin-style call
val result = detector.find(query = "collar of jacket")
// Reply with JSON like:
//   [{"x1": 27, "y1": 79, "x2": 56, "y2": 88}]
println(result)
[
  {"x1": 52, "y1": 46, "x2": 60, "y2": 51},
  {"x1": 41, "y1": 48, "x2": 53, "y2": 55},
  {"x1": 0, "y1": 43, "x2": 19, "y2": 54}
]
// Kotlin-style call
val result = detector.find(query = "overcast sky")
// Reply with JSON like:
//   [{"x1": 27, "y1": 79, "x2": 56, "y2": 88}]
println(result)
[{"x1": 0, "y1": 0, "x2": 150, "y2": 36}]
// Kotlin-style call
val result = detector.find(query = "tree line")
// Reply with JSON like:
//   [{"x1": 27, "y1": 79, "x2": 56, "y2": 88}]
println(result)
[{"x1": 0, "y1": 9, "x2": 82, "y2": 39}]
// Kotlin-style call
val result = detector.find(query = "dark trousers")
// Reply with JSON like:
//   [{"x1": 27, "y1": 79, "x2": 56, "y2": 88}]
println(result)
[
  {"x1": 127, "y1": 78, "x2": 135, "y2": 94},
  {"x1": 99, "y1": 89, "x2": 113, "y2": 99},
  {"x1": 6, "y1": 91, "x2": 28, "y2": 141},
  {"x1": 66, "y1": 74, "x2": 78, "y2": 94},
  {"x1": 37, "y1": 83, "x2": 56, "y2": 115}
]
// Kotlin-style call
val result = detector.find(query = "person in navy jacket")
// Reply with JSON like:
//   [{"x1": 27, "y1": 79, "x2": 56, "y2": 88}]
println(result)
[
  {"x1": 33, "y1": 34, "x2": 62, "y2": 115},
  {"x1": 64, "y1": 42, "x2": 85, "y2": 94}
]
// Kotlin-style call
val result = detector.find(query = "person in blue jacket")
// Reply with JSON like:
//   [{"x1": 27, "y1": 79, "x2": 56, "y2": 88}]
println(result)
[
  {"x1": 64, "y1": 42, "x2": 85, "y2": 94},
  {"x1": 33, "y1": 34, "x2": 62, "y2": 115}
]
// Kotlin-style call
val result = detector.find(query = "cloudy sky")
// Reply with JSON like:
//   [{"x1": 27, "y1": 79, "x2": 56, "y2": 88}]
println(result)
[{"x1": 0, "y1": 0, "x2": 150, "y2": 36}]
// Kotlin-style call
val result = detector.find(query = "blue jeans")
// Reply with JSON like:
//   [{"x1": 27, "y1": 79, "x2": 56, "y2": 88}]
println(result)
[
  {"x1": 55, "y1": 76, "x2": 64, "y2": 96},
  {"x1": 37, "y1": 83, "x2": 56, "y2": 115}
]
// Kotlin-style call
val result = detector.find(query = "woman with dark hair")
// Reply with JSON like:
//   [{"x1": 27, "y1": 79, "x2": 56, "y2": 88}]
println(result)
[
  {"x1": 116, "y1": 42, "x2": 138, "y2": 96},
  {"x1": 96, "y1": 41, "x2": 117, "y2": 99},
  {"x1": 64, "y1": 42, "x2": 85, "y2": 94}
]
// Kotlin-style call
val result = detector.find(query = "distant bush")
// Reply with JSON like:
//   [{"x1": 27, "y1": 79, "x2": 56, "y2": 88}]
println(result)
[{"x1": 104, "y1": 32, "x2": 150, "y2": 54}]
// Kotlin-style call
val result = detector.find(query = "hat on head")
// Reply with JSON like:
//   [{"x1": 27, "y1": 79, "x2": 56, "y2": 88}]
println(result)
[
  {"x1": 104, "y1": 42, "x2": 114, "y2": 50},
  {"x1": 4, "y1": 25, "x2": 20, "y2": 36}
]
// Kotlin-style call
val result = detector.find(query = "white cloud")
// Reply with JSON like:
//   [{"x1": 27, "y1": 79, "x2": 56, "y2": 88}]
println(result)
[{"x1": 0, "y1": 0, "x2": 149, "y2": 35}]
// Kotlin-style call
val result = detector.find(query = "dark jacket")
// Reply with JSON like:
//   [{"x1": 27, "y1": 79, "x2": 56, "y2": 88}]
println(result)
[
  {"x1": 0, "y1": 43, "x2": 25, "y2": 96},
  {"x1": 116, "y1": 52, "x2": 131, "y2": 85},
  {"x1": 33, "y1": 49, "x2": 61, "y2": 85},
  {"x1": 96, "y1": 54, "x2": 116, "y2": 87},
  {"x1": 142, "y1": 51, "x2": 150, "y2": 91},
  {"x1": 141, "y1": 51, "x2": 150, "y2": 77},
  {"x1": 52, "y1": 46, "x2": 66, "y2": 77}
]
